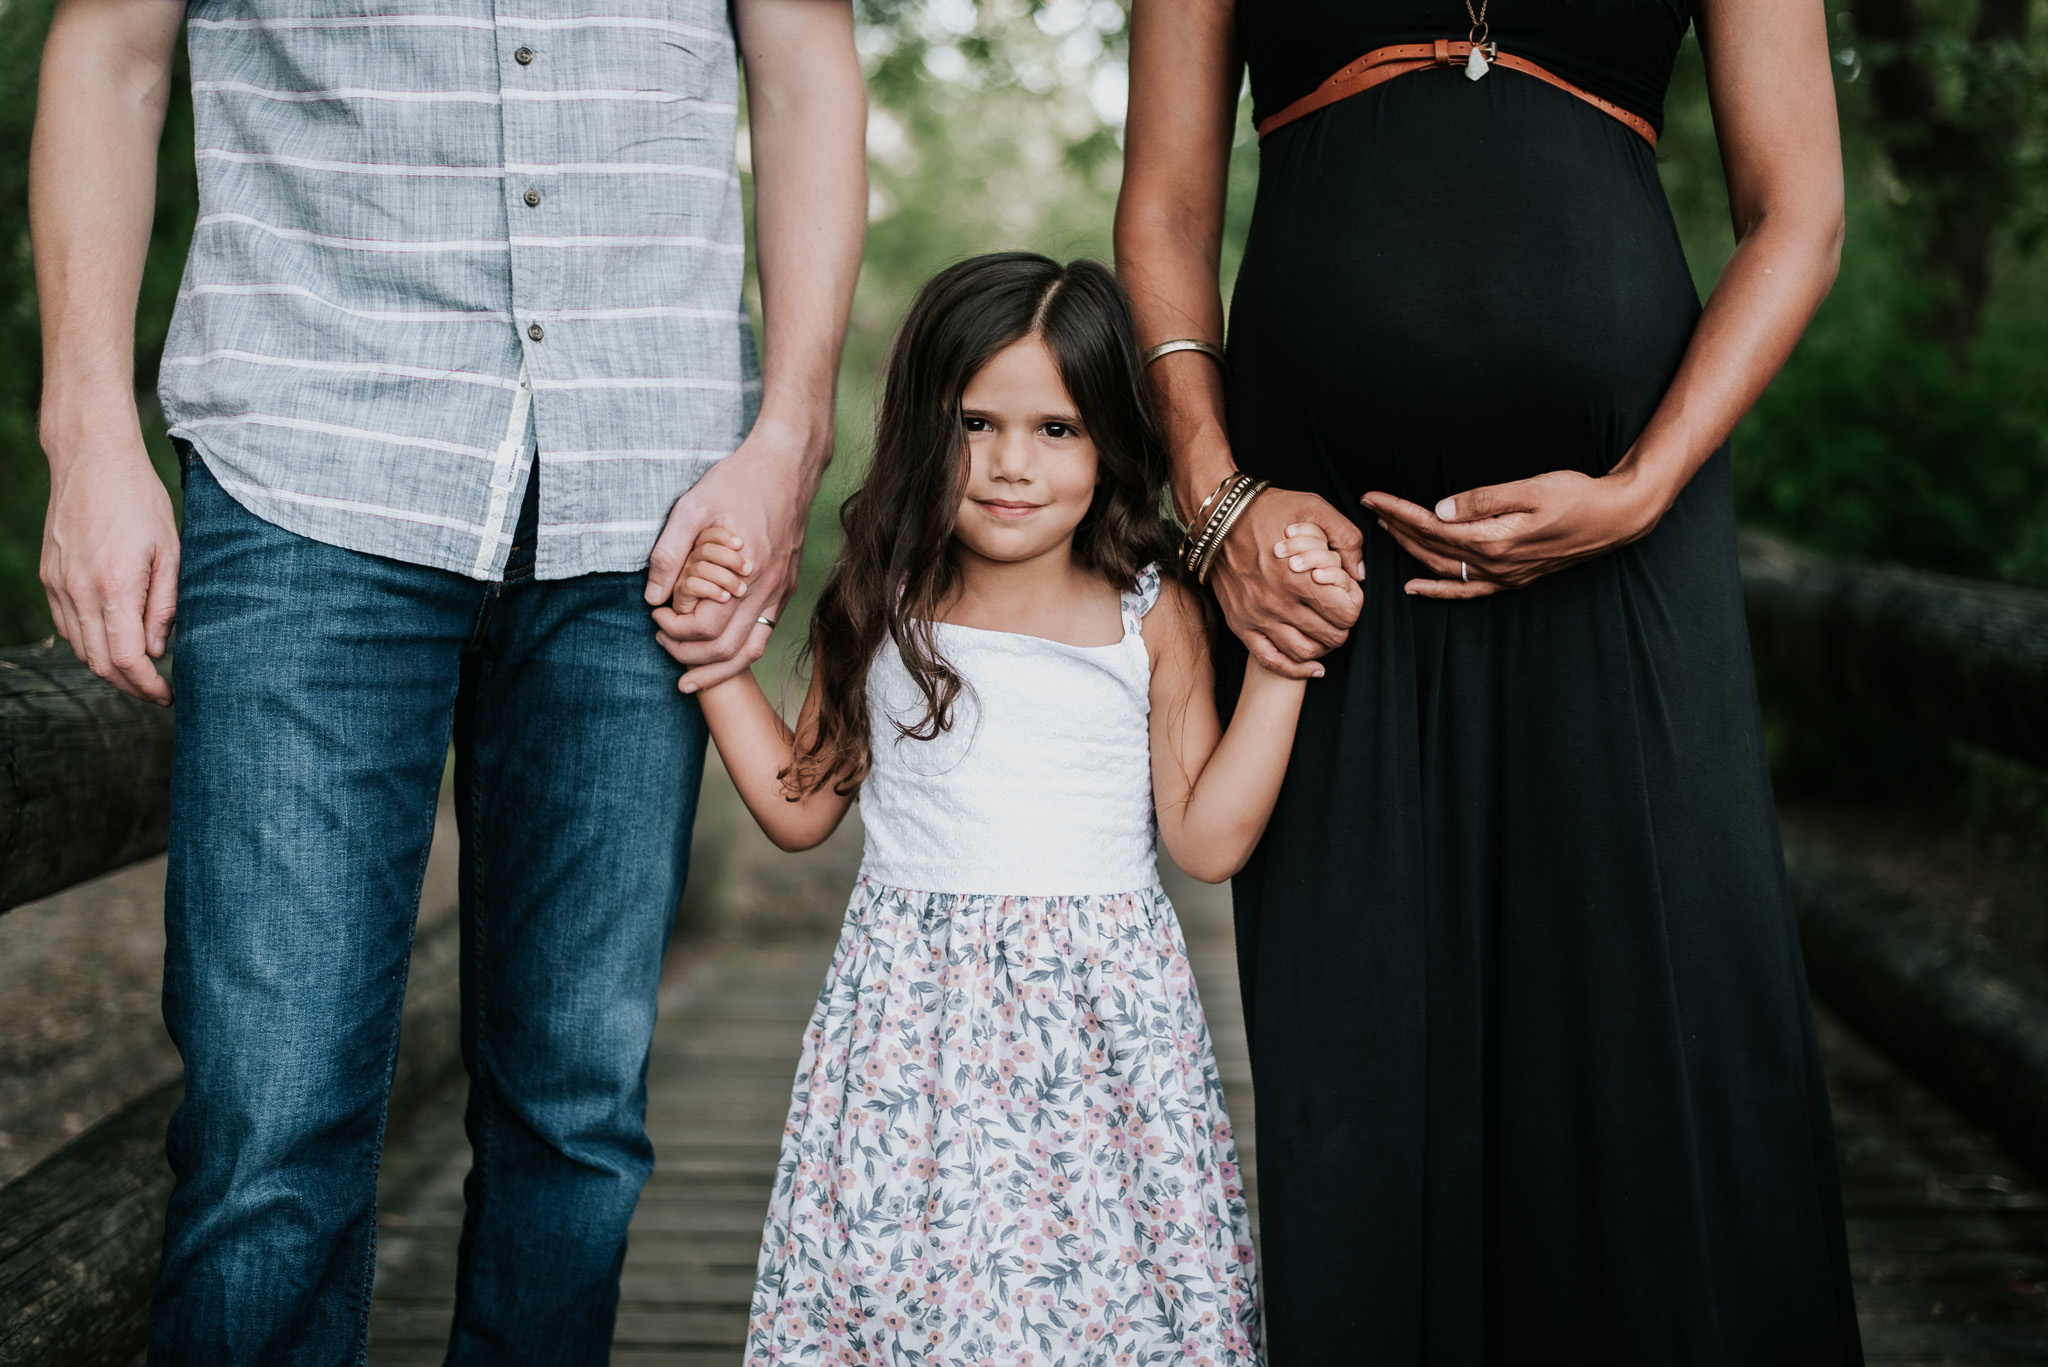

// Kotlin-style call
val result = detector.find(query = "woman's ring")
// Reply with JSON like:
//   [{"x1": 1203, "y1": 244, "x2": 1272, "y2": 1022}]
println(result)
[
  {"x1": 1460, "y1": 561, "x2": 1469, "y2": 583},
  {"x1": 756, "y1": 615, "x2": 776, "y2": 629}
]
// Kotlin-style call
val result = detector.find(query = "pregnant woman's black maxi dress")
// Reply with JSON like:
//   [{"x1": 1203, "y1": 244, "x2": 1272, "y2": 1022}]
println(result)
[{"x1": 1223, "y1": 3, "x2": 1865, "y2": 1361}]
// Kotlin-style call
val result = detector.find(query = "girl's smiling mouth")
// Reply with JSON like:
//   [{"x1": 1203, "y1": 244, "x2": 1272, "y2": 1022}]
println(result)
[{"x1": 976, "y1": 499, "x2": 1044, "y2": 519}]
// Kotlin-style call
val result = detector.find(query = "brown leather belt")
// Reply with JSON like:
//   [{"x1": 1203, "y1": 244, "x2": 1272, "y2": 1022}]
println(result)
[{"x1": 1255, "y1": 39, "x2": 1658, "y2": 148}]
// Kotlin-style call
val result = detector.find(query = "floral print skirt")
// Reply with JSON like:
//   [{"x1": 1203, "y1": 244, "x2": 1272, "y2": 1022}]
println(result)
[{"x1": 743, "y1": 876, "x2": 1262, "y2": 1367}]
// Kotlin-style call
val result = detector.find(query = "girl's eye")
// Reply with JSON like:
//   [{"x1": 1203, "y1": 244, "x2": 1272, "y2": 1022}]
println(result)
[
  {"x1": 963, "y1": 416, "x2": 992, "y2": 433},
  {"x1": 1042, "y1": 423, "x2": 1075, "y2": 439}
]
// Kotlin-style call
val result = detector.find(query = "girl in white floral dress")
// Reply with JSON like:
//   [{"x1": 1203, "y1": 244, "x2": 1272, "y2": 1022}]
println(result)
[{"x1": 672, "y1": 254, "x2": 1347, "y2": 1367}]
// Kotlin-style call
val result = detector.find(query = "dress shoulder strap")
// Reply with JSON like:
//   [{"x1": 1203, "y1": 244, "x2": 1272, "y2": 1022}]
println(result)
[{"x1": 1120, "y1": 563, "x2": 1163, "y2": 636}]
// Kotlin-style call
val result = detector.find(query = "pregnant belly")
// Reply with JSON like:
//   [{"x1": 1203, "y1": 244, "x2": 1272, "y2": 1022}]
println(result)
[{"x1": 1226, "y1": 67, "x2": 1702, "y2": 505}]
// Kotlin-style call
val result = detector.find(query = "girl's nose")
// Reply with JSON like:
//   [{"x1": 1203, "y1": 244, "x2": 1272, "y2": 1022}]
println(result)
[{"x1": 988, "y1": 431, "x2": 1033, "y2": 481}]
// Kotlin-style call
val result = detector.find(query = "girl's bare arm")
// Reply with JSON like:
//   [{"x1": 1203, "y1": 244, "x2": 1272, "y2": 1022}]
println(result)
[
  {"x1": 1144, "y1": 580, "x2": 1309, "y2": 882},
  {"x1": 696, "y1": 668, "x2": 856, "y2": 852}
]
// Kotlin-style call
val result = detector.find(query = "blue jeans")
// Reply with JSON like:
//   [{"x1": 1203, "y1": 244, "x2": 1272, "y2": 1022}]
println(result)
[{"x1": 150, "y1": 451, "x2": 707, "y2": 1365}]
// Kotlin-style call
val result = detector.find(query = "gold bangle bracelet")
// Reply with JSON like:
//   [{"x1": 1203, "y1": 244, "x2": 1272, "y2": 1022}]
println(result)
[
  {"x1": 1196, "y1": 479, "x2": 1269, "y2": 584},
  {"x1": 1142, "y1": 338, "x2": 1227, "y2": 369}
]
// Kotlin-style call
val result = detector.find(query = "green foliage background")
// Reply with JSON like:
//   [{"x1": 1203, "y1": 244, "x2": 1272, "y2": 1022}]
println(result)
[{"x1": 0, "y1": 0, "x2": 2043, "y2": 654}]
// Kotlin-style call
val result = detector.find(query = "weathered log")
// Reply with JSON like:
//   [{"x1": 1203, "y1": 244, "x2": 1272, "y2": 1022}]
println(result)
[
  {"x1": 0, "y1": 1081, "x2": 178, "y2": 1367},
  {"x1": 1739, "y1": 529, "x2": 2048, "y2": 769},
  {"x1": 0, "y1": 894, "x2": 466, "y2": 1363},
  {"x1": 1787, "y1": 840, "x2": 2048, "y2": 1178},
  {"x1": 0, "y1": 644, "x2": 175, "y2": 915}
]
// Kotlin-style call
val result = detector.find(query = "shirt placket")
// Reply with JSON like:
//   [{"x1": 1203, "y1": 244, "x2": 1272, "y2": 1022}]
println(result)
[{"x1": 478, "y1": 0, "x2": 556, "y2": 581}]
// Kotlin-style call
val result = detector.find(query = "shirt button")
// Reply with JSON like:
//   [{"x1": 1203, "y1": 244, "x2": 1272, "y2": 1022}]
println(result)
[
  {"x1": 523, "y1": 188, "x2": 542, "y2": 208},
  {"x1": 514, "y1": 46, "x2": 534, "y2": 64},
  {"x1": 528, "y1": 323, "x2": 545, "y2": 342}
]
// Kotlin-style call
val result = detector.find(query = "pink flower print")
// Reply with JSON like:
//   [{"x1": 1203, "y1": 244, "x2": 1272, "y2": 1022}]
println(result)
[
  {"x1": 1014, "y1": 1041, "x2": 1035, "y2": 1063},
  {"x1": 923, "y1": 1282, "x2": 946, "y2": 1306},
  {"x1": 886, "y1": 1045, "x2": 908, "y2": 1066},
  {"x1": 1091, "y1": 1286, "x2": 1109, "y2": 1307},
  {"x1": 1050, "y1": 1174, "x2": 1071, "y2": 1195},
  {"x1": 1110, "y1": 1316, "x2": 1131, "y2": 1335},
  {"x1": 1119, "y1": 1247, "x2": 1141, "y2": 1265},
  {"x1": 1142, "y1": 1135, "x2": 1165, "y2": 1157},
  {"x1": 1162, "y1": 1200, "x2": 1184, "y2": 1223},
  {"x1": 997, "y1": 1313, "x2": 1014, "y2": 1334},
  {"x1": 970, "y1": 1289, "x2": 988, "y2": 1312},
  {"x1": 863, "y1": 1056, "x2": 884, "y2": 1079},
  {"x1": 1020, "y1": 1235, "x2": 1044, "y2": 1256},
  {"x1": 936, "y1": 1087, "x2": 958, "y2": 1109},
  {"x1": 882, "y1": 1313, "x2": 907, "y2": 1332},
  {"x1": 1086, "y1": 1323, "x2": 1107, "y2": 1342},
  {"x1": 1027, "y1": 1191, "x2": 1051, "y2": 1211},
  {"x1": 911, "y1": 1157, "x2": 939, "y2": 1180},
  {"x1": 1013, "y1": 1289, "x2": 1033, "y2": 1308}
]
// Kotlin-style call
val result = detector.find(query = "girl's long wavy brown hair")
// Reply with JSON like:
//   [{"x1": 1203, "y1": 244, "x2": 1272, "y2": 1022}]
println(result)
[{"x1": 788, "y1": 253, "x2": 1180, "y2": 798}]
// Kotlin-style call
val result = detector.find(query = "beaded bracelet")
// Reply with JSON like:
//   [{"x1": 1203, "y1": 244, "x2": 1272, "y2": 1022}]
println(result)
[
  {"x1": 1179, "y1": 472, "x2": 1253, "y2": 577},
  {"x1": 1177, "y1": 471, "x2": 1242, "y2": 568},
  {"x1": 1193, "y1": 479, "x2": 1269, "y2": 584}
]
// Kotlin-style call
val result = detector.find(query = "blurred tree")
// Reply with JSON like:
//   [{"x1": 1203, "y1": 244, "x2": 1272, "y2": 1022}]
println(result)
[{"x1": 1850, "y1": 0, "x2": 2043, "y2": 346}]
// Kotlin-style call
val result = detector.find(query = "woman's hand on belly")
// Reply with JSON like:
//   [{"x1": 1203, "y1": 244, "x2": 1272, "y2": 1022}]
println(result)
[{"x1": 1362, "y1": 467, "x2": 1668, "y2": 599}]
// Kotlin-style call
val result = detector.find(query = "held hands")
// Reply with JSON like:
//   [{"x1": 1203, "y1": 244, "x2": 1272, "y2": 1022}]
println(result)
[
  {"x1": 1362, "y1": 466, "x2": 1671, "y2": 600},
  {"x1": 647, "y1": 422, "x2": 819, "y2": 693},
  {"x1": 1206, "y1": 487, "x2": 1365, "y2": 678},
  {"x1": 670, "y1": 525, "x2": 769, "y2": 695}
]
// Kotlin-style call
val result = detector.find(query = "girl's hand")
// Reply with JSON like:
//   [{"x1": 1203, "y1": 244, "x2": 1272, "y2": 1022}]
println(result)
[
  {"x1": 674, "y1": 527, "x2": 755, "y2": 613},
  {"x1": 1272, "y1": 523, "x2": 1349, "y2": 589}
]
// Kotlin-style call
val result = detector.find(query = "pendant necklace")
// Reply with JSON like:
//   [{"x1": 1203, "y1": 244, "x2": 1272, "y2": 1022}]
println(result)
[{"x1": 1462, "y1": 0, "x2": 1495, "y2": 79}]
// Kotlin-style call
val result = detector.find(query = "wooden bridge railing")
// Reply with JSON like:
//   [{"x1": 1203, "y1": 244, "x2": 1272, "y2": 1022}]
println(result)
[
  {"x1": 1737, "y1": 529, "x2": 2048, "y2": 1182},
  {"x1": 2, "y1": 533, "x2": 2047, "y2": 1363}
]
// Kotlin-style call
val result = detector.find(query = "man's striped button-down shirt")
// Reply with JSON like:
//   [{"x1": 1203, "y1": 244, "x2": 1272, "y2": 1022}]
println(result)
[{"x1": 160, "y1": 0, "x2": 758, "y2": 581}]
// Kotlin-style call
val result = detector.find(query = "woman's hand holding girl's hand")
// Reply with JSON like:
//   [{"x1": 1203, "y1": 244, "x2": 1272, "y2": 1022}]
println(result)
[
  {"x1": 1361, "y1": 465, "x2": 1673, "y2": 600},
  {"x1": 1273, "y1": 524, "x2": 1351, "y2": 589},
  {"x1": 673, "y1": 527, "x2": 756, "y2": 615}
]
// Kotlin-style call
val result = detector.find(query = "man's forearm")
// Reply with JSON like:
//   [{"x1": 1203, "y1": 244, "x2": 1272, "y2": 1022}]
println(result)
[
  {"x1": 734, "y1": 0, "x2": 866, "y2": 492},
  {"x1": 32, "y1": 0, "x2": 182, "y2": 467}
]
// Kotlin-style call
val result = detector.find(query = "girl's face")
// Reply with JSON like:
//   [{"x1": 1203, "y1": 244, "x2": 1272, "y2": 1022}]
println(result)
[{"x1": 953, "y1": 336, "x2": 1099, "y2": 567}]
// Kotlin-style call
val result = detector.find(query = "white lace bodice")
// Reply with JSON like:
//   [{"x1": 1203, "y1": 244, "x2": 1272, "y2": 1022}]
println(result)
[{"x1": 856, "y1": 566, "x2": 1162, "y2": 897}]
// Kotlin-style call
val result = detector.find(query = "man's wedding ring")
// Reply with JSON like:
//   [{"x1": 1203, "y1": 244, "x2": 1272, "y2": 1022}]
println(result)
[
  {"x1": 1460, "y1": 561, "x2": 1469, "y2": 583},
  {"x1": 756, "y1": 615, "x2": 777, "y2": 629}
]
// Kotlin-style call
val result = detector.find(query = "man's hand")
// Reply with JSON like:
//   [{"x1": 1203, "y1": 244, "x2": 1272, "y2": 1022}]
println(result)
[
  {"x1": 1207, "y1": 487, "x2": 1365, "y2": 677},
  {"x1": 41, "y1": 435, "x2": 179, "y2": 704},
  {"x1": 647, "y1": 421, "x2": 820, "y2": 692}
]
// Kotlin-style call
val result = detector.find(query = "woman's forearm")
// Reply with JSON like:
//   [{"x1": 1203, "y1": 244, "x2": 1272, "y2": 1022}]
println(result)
[
  {"x1": 1615, "y1": 0, "x2": 1844, "y2": 515},
  {"x1": 1115, "y1": 0, "x2": 1241, "y2": 520},
  {"x1": 1614, "y1": 198, "x2": 1844, "y2": 515}
]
